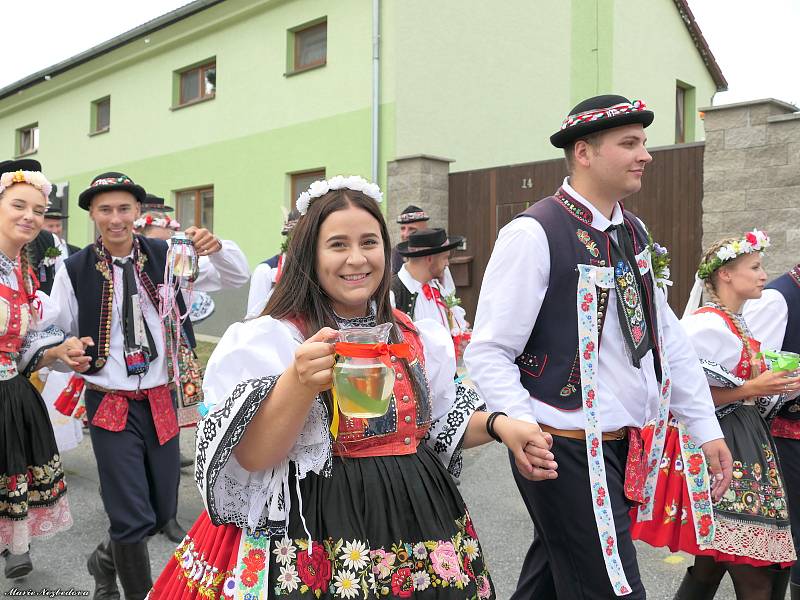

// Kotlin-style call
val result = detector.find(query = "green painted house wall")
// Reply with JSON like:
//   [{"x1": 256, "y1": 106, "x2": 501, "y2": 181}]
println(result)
[{"x1": 0, "y1": 0, "x2": 721, "y2": 262}]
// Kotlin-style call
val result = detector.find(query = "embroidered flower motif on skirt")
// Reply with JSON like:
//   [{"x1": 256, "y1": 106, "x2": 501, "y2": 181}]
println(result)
[
  {"x1": 173, "y1": 538, "x2": 232, "y2": 598},
  {"x1": 266, "y1": 513, "x2": 490, "y2": 597}
]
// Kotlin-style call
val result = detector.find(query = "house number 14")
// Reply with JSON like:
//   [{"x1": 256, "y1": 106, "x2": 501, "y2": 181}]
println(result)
[{"x1": 521, "y1": 178, "x2": 533, "y2": 189}]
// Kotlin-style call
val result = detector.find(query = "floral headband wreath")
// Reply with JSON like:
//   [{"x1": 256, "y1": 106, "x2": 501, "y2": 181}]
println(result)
[
  {"x1": 134, "y1": 213, "x2": 181, "y2": 231},
  {"x1": 0, "y1": 170, "x2": 53, "y2": 205},
  {"x1": 682, "y1": 229, "x2": 770, "y2": 318},
  {"x1": 296, "y1": 175, "x2": 383, "y2": 216}
]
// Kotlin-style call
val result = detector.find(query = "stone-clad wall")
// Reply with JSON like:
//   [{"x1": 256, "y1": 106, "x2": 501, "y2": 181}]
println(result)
[
  {"x1": 702, "y1": 98, "x2": 800, "y2": 277},
  {"x1": 386, "y1": 155, "x2": 453, "y2": 246}
]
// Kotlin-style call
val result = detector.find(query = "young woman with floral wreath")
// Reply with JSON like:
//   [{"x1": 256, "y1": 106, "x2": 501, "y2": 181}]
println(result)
[
  {"x1": 148, "y1": 175, "x2": 555, "y2": 599},
  {"x1": 0, "y1": 161, "x2": 93, "y2": 578},
  {"x1": 632, "y1": 230, "x2": 797, "y2": 600}
]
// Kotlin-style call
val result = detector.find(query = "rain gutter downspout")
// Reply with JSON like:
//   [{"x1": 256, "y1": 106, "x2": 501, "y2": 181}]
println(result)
[{"x1": 372, "y1": 0, "x2": 381, "y2": 183}]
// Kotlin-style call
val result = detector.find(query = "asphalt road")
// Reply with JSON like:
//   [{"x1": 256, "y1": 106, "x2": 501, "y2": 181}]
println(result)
[{"x1": 0, "y1": 431, "x2": 744, "y2": 599}]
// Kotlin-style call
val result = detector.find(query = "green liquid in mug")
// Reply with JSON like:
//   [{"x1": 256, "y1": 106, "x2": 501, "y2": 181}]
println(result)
[{"x1": 333, "y1": 363, "x2": 395, "y2": 419}]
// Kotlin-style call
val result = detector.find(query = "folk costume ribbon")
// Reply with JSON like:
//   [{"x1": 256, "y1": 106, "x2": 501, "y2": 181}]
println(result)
[{"x1": 575, "y1": 246, "x2": 701, "y2": 596}]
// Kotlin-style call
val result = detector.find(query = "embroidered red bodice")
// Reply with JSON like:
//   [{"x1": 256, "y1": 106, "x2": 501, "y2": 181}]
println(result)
[{"x1": 0, "y1": 266, "x2": 33, "y2": 378}]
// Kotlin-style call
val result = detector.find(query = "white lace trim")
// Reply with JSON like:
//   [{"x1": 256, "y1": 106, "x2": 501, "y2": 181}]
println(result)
[
  {"x1": 713, "y1": 516, "x2": 797, "y2": 563},
  {"x1": 197, "y1": 376, "x2": 331, "y2": 536},
  {"x1": 0, "y1": 497, "x2": 73, "y2": 554}
]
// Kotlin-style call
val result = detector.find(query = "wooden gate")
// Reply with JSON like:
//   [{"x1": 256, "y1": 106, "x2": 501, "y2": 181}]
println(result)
[{"x1": 448, "y1": 142, "x2": 704, "y2": 319}]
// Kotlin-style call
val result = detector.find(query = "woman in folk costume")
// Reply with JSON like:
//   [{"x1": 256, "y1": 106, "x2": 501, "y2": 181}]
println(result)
[
  {"x1": 149, "y1": 175, "x2": 552, "y2": 599},
  {"x1": 632, "y1": 230, "x2": 797, "y2": 600},
  {"x1": 0, "y1": 165, "x2": 93, "y2": 578}
]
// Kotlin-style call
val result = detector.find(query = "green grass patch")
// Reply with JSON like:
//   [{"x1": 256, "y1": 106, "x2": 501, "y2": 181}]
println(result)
[{"x1": 195, "y1": 341, "x2": 217, "y2": 368}]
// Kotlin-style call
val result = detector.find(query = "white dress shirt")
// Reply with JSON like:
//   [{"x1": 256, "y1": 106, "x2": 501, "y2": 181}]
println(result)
[
  {"x1": 49, "y1": 239, "x2": 248, "y2": 391},
  {"x1": 53, "y1": 235, "x2": 68, "y2": 272},
  {"x1": 391, "y1": 265, "x2": 468, "y2": 334},
  {"x1": 743, "y1": 289, "x2": 789, "y2": 352},
  {"x1": 464, "y1": 178, "x2": 722, "y2": 446},
  {"x1": 187, "y1": 239, "x2": 250, "y2": 292},
  {"x1": 246, "y1": 259, "x2": 279, "y2": 319}
]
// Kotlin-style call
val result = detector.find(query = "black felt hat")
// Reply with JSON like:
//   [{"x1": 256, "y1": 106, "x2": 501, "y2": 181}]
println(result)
[
  {"x1": 0, "y1": 158, "x2": 42, "y2": 176},
  {"x1": 550, "y1": 94, "x2": 654, "y2": 149},
  {"x1": 397, "y1": 228, "x2": 464, "y2": 258},
  {"x1": 141, "y1": 193, "x2": 174, "y2": 212},
  {"x1": 396, "y1": 205, "x2": 430, "y2": 224},
  {"x1": 78, "y1": 172, "x2": 146, "y2": 210},
  {"x1": 44, "y1": 207, "x2": 67, "y2": 220}
]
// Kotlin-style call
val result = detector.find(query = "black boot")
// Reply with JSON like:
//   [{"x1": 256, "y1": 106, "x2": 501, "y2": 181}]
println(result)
[
  {"x1": 160, "y1": 518, "x2": 187, "y2": 544},
  {"x1": 790, "y1": 581, "x2": 800, "y2": 600},
  {"x1": 674, "y1": 567, "x2": 721, "y2": 600},
  {"x1": 4, "y1": 550, "x2": 32, "y2": 579},
  {"x1": 87, "y1": 538, "x2": 120, "y2": 600},
  {"x1": 111, "y1": 541, "x2": 152, "y2": 600},
  {"x1": 771, "y1": 568, "x2": 790, "y2": 600}
]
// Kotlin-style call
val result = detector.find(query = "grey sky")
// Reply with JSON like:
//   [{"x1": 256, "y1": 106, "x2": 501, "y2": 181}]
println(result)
[{"x1": 0, "y1": 0, "x2": 797, "y2": 107}]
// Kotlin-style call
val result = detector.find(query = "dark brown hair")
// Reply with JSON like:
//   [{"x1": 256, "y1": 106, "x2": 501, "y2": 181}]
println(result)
[
  {"x1": 563, "y1": 130, "x2": 606, "y2": 173},
  {"x1": 264, "y1": 188, "x2": 429, "y2": 420}
]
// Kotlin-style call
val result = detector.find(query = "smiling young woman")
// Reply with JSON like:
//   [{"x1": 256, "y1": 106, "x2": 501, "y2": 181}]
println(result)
[
  {"x1": 149, "y1": 176, "x2": 554, "y2": 599},
  {"x1": 0, "y1": 162, "x2": 93, "y2": 579}
]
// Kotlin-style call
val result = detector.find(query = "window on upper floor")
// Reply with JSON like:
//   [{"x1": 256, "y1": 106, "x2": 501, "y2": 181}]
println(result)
[
  {"x1": 16, "y1": 123, "x2": 39, "y2": 157},
  {"x1": 675, "y1": 85, "x2": 687, "y2": 144},
  {"x1": 288, "y1": 20, "x2": 327, "y2": 74},
  {"x1": 291, "y1": 169, "x2": 326, "y2": 205},
  {"x1": 176, "y1": 186, "x2": 214, "y2": 230},
  {"x1": 175, "y1": 60, "x2": 216, "y2": 108},
  {"x1": 91, "y1": 96, "x2": 111, "y2": 134}
]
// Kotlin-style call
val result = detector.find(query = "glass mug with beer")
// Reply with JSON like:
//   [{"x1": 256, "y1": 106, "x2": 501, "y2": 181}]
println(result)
[{"x1": 332, "y1": 324, "x2": 411, "y2": 419}]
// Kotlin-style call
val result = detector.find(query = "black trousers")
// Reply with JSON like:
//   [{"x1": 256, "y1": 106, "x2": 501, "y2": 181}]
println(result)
[
  {"x1": 774, "y1": 436, "x2": 800, "y2": 585},
  {"x1": 509, "y1": 436, "x2": 646, "y2": 600},
  {"x1": 85, "y1": 388, "x2": 180, "y2": 544}
]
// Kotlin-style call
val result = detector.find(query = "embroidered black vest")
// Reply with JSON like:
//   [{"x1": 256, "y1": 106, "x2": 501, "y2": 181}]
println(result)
[
  {"x1": 391, "y1": 274, "x2": 418, "y2": 320},
  {"x1": 514, "y1": 190, "x2": 661, "y2": 410},
  {"x1": 28, "y1": 230, "x2": 58, "y2": 295},
  {"x1": 766, "y1": 270, "x2": 800, "y2": 420},
  {"x1": 64, "y1": 235, "x2": 196, "y2": 375}
]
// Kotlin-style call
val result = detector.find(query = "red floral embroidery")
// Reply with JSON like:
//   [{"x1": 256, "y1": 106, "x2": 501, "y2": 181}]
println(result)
[
  {"x1": 391, "y1": 567, "x2": 413, "y2": 598},
  {"x1": 296, "y1": 543, "x2": 332, "y2": 593},
  {"x1": 587, "y1": 390, "x2": 595, "y2": 400},
  {"x1": 464, "y1": 516, "x2": 477, "y2": 540},
  {"x1": 687, "y1": 454, "x2": 703, "y2": 475},
  {"x1": 240, "y1": 569, "x2": 259, "y2": 587},
  {"x1": 596, "y1": 486, "x2": 606, "y2": 506},
  {"x1": 699, "y1": 514, "x2": 713, "y2": 537},
  {"x1": 583, "y1": 293, "x2": 594, "y2": 303},
  {"x1": 7, "y1": 475, "x2": 16, "y2": 491},
  {"x1": 581, "y1": 302, "x2": 590, "y2": 312},
  {"x1": 243, "y1": 548, "x2": 266, "y2": 571}
]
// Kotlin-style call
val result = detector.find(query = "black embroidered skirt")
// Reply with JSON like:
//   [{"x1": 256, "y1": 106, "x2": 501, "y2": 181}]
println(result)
[
  {"x1": 150, "y1": 443, "x2": 496, "y2": 599},
  {"x1": 0, "y1": 374, "x2": 72, "y2": 553}
]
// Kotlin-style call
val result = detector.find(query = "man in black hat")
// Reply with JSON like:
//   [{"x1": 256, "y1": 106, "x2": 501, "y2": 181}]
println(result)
[
  {"x1": 246, "y1": 208, "x2": 299, "y2": 318},
  {"x1": 43, "y1": 208, "x2": 80, "y2": 257},
  {"x1": 0, "y1": 159, "x2": 63, "y2": 295},
  {"x1": 465, "y1": 95, "x2": 733, "y2": 599},
  {"x1": 49, "y1": 171, "x2": 223, "y2": 599},
  {"x1": 391, "y1": 228, "x2": 468, "y2": 341}
]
